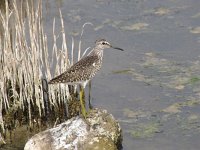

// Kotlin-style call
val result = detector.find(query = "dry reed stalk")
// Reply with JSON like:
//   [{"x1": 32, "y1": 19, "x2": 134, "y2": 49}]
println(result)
[
  {"x1": 0, "y1": 0, "x2": 73, "y2": 131},
  {"x1": 0, "y1": 0, "x2": 94, "y2": 138}
]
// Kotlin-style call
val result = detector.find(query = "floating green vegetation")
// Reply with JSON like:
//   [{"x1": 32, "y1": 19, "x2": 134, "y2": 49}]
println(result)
[
  {"x1": 153, "y1": 7, "x2": 170, "y2": 16},
  {"x1": 190, "y1": 26, "x2": 200, "y2": 34},
  {"x1": 192, "y1": 12, "x2": 200, "y2": 18},
  {"x1": 177, "y1": 114, "x2": 200, "y2": 132},
  {"x1": 188, "y1": 76, "x2": 200, "y2": 85},
  {"x1": 120, "y1": 23, "x2": 149, "y2": 31},
  {"x1": 112, "y1": 69, "x2": 133, "y2": 75},
  {"x1": 131, "y1": 122, "x2": 161, "y2": 138},
  {"x1": 94, "y1": 19, "x2": 122, "y2": 31},
  {"x1": 119, "y1": 52, "x2": 200, "y2": 139},
  {"x1": 126, "y1": 52, "x2": 200, "y2": 93},
  {"x1": 123, "y1": 108, "x2": 148, "y2": 118},
  {"x1": 162, "y1": 103, "x2": 181, "y2": 113},
  {"x1": 163, "y1": 99, "x2": 200, "y2": 114}
]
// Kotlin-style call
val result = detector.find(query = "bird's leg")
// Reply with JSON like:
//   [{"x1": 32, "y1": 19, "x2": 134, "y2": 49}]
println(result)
[
  {"x1": 88, "y1": 81, "x2": 93, "y2": 109},
  {"x1": 80, "y1": 86, "x2": 87, "y2": 118}
]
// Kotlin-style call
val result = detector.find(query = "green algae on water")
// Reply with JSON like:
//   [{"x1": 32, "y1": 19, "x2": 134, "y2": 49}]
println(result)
[{"x1": 131, "y1": 122, "x2": 161, "y2": 138}]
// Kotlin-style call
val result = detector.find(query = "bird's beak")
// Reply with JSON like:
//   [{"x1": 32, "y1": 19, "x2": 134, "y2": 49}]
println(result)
[{"x1": 111, "y1": 45, "x2": 124, "y2": 51}]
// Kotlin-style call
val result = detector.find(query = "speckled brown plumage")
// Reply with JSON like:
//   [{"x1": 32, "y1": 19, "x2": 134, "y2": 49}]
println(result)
[
  {"x1": 48, "y1": 39, "x2": 123, "y2": 87},
  {"x1": 48, "y1": 55, "x2": 101, "y2": 85}
]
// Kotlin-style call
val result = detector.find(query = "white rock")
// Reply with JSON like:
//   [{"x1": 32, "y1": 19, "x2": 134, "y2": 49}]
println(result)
[{"x1": 24, "y1": 108, "x2": 122, "y2": 150}]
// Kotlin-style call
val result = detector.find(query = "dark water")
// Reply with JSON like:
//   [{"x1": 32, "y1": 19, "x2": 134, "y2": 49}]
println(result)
[
  {"x1": 44, "y1": 0, "x2": 200, "y2": 150},
  {"x1": 3, "y1": 0, "x2": 200, "y2": 149}
]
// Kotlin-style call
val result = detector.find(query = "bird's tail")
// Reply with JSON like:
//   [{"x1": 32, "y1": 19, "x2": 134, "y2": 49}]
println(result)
[{"x1": 48, "y1": 76, "x2": 61, "y2": 84}]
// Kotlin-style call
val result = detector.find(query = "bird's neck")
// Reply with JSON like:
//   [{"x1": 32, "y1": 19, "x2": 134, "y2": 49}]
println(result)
[{"x1": 90, "y1": 47, "x2": 104, "y2": 58}]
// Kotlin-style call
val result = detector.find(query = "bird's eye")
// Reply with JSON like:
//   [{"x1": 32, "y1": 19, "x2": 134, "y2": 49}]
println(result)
[{"x1": 102, "y1": 42, "x2": 106, "y2": 45}]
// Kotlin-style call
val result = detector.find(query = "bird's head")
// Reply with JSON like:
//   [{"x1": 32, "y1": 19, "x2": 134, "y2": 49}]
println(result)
[
  {"x1": 95, "y1": 39, "x2": 124, "y2": 51},
  {"x1": 95, "y1": 39, "x2": 111, "y2": 49}
]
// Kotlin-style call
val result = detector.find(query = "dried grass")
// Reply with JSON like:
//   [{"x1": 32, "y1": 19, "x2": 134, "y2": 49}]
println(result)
[{"x1": 0, "y1": 0, "x2": 91, "y2": 134}]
